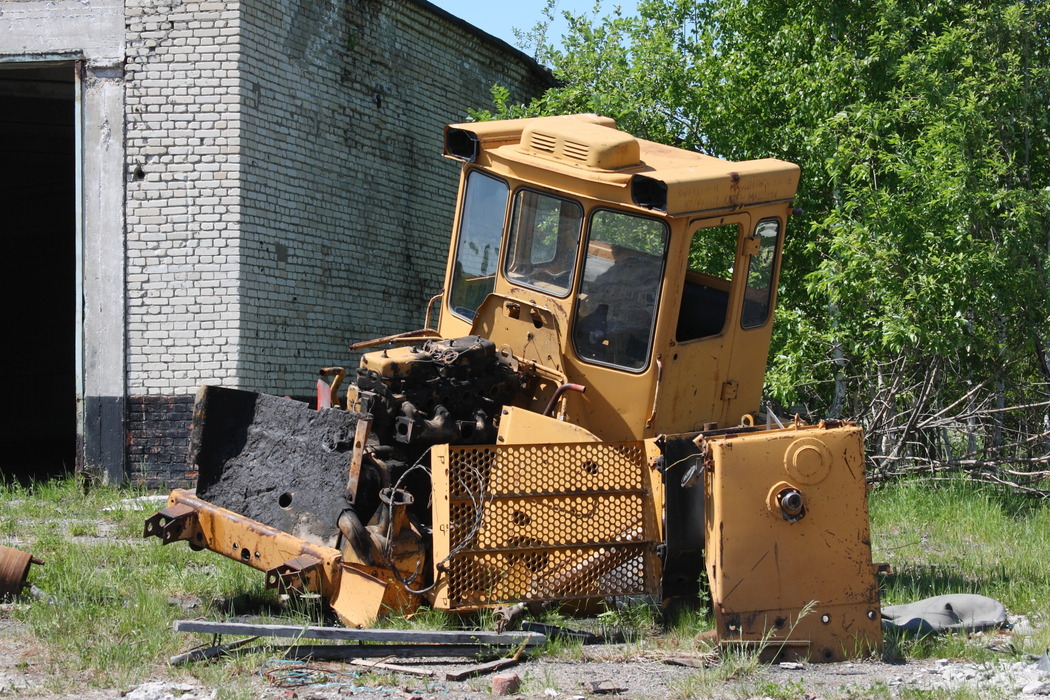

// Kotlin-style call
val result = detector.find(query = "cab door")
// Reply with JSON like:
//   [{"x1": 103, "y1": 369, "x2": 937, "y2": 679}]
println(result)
[
  {"x1": 657, "y1": 214, "x2": 750, "y2": 434},
  {"x1": 719, "y1": 212, "x2": 785, "y2": 426}
]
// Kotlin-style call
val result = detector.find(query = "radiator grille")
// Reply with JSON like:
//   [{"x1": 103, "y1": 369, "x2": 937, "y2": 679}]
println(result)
[{"x1": 436, "y1": 442, "x2": 660, "y2": 607}]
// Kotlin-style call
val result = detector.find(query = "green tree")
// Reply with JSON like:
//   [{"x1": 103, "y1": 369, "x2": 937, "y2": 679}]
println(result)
[{"x1": 482, "y1": 0, "x2": 1050, "y2": 484}]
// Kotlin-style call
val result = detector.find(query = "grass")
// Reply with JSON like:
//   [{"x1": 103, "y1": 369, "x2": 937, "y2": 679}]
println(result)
[
  {"x1": 2, "y1": 475, "x2": 1049, "y2": 697},
  {"x1": 0, "y1": 477, "x2": 270, "y2": 696},
  {"x1": 596, "y1": 598, "x2": 660, "y2": 643},
  {"x1": 870, "y1": 477, "x2": 1050, "y2": 659},
  {"x1": 666, "y1": 645, "x2": 764, "y2": 698}
]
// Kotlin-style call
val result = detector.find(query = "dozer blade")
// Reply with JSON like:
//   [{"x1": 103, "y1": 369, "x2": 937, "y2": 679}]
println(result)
[
  {"x1": 143, "y1": 489, "x2": 409, "y2": 627},
  {"x1": 189, "y1": 385, "x2": 368, "y2": 546}
]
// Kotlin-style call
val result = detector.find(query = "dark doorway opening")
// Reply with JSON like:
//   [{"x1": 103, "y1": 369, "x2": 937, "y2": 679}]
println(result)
[{"x1": 0, "y1": 64, "x2": 77, "y2": 484}]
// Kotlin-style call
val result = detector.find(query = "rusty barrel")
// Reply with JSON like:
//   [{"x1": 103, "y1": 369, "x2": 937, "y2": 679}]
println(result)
[{"x1": 0, "y1": 544, "x2": 41, "y2": 597}]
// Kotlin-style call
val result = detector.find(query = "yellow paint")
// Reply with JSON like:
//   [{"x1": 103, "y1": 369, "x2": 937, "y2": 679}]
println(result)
[{"x1": 701, "y1": 423, "x2": 883, "y2": 661}]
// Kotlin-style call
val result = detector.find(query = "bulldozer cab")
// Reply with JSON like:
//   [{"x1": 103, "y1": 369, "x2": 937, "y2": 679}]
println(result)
[{"x1": 438, "y1": 115, "x2": 799, "y2": 441}]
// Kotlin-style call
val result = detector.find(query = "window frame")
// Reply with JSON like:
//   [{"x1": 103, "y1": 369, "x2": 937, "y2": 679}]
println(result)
[
  {"x1": 740, "y1": 217, "x2": 782, "y2": 330},
  {"x1": 447, "y1": 168, "x2": 510, "y2": 323},
  {"x1": 674, "y1": 222, "x2": 741, "y2": 343}
]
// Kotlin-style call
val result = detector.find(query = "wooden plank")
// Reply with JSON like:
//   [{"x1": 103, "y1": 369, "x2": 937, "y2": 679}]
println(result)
[
  {"x1": 443, "y1": 655, "x2": 523, "y2": 681},
  {"x1": 173, "y1": 620, "x2": 545, "y2": 646},
  {"x1": 444, "y1": 642, "x2": 528, "y2": 681}
]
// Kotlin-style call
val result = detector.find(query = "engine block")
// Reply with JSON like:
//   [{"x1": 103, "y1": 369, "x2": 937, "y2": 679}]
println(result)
[{"x1": 354, "y1": 336, "x2": 521, "y2": 448}]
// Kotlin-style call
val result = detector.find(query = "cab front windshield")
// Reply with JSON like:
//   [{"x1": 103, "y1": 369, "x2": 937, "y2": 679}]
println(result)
[
  {"x1": 573, "y1": 210, "x2": 667, "y2": 371},
  {"x1": 504, "y1": 189, "x2": 583, "y2": 296}
]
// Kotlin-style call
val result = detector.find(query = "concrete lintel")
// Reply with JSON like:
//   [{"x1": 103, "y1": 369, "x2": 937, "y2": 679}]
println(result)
[{"x1": 0, "y1": 0, "x2": 124, "y2": 64}]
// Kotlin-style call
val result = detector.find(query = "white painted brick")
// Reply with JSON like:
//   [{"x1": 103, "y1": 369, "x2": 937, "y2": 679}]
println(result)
[{"x1": 123, "y1": 0, "x2": 550, "y2": 395}]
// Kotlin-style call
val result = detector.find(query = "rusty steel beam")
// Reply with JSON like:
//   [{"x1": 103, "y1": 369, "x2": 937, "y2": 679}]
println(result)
[
  {"x1": 144, "y1": 489, "x2": 343, "y2": 595},
  {"x1": 143, "y1": 490, "x2": 418, "y2": 627}
]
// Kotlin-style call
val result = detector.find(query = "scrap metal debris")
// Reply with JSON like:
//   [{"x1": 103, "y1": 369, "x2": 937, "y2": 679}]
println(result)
[
  {"x1": 278, "y1": 643, "x2": 507, "y2": 661},
  {"x1": 125, "y1": 681, "x2": 216, "y2": 700},
  {"x1": 262, "y1": 660, "x2": 362, "y2": 689},
  {"x1": 262, "y1": 659, "x2": 446, "y2": 695},
  {"x1": 169, "y1": 636, "x2": 260, "y2": 666},
  {"x1": 174, "y1": 618, "x2": 539, "y2": 688},
  {"x1": 662, "y1": 651, "x2": 719, "y2": 669},
  {"x1": 520, "y1": 620, "x2": 603, "y2": 645},
  {"x1": 493, "y1": 603, "x2": 526, "y2": 633},
  {"x1": 443, "y1": 648, "x2": 526, "y2": 682},
  {"x1": 349, "y1": 658, "x2": 436, "y2": 677},
  {"x1": 172, "y1": 619, "x2": 545, "y2": 648}
]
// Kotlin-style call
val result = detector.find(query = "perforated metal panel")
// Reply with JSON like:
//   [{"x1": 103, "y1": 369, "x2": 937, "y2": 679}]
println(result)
[{"x1": 433, "y1": 442, "x2": 660, "y2": 608}]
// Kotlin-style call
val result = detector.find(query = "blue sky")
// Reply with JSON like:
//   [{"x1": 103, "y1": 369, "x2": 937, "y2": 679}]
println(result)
[{"x1": 428, "y1": 1, "x2": 637, "y2": 52}]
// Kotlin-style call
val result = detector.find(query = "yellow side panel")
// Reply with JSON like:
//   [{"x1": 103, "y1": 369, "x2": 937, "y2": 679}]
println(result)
[
  {"x1": 432, "y1": 441, "x2": 661, "y2": 610},
  {"x1": 704, "y1": 424, "x2": 882, "y2": 662},
  {"x1": 496, "y1": 406, "x2": 600, "y2": 445}
]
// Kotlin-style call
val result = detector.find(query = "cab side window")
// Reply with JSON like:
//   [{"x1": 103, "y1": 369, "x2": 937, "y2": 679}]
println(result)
[
  {"x1": 676, "y1": 224, "x2": 738, "y2": 342},
  {"x1": 741, "y1": 219, "x2": 780, "y2": 329},
  {"x1": 448, "y1": 170, "x2": 509, "y2": 321}
]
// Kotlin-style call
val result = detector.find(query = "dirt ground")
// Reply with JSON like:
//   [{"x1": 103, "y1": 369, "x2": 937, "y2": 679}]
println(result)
[{"x1": 3, "y1": 603, "x2": 1048, "y2": 700}]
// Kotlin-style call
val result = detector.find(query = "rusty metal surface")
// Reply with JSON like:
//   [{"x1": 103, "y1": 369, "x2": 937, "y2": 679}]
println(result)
[
  {"x1": 265, "y1": 554, "x2": 323, "y2": 593},
  {"x1": 0, "y1": 544, "x2": 42, "y2": 597},
  {"x1": 702, "y1": 423, "x2": 883, "y2": 662},
  {"x1": 142, "y1": 502, "x2": 200, "y2": 546},
  {"x1": 145, "y1": 489, "x2": 343, "y2": 591},
  {"x1": 143, "y1": 490, "x2": 413, "y2": 627},
  {"x1": 345, "y1": 417, "x2": 373, "y2": 504}
]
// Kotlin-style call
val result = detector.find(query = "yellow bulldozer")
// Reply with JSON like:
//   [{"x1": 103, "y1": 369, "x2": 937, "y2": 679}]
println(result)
[{"x1": 145, "y1": 114, "x2": 883, "y2": 662}]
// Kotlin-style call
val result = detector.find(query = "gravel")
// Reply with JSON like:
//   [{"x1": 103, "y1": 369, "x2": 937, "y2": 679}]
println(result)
[{"x1": 4, "y1": 605, "x2": 1049, "y2": 700}]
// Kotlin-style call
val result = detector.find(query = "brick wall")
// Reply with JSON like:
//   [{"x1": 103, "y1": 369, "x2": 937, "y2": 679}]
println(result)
[
  {"x1": 124, "y1": 0, "x2": 245, "y2": 398},
  {"x1": 126, "y1": 395, "x2": 196, "y2": 488},
  {"x1": 123, "y1": 0, "x2": 551, "y2": 485},
  {"x1": 234, "y1": 0, "x2": 550, "y2": 393}
]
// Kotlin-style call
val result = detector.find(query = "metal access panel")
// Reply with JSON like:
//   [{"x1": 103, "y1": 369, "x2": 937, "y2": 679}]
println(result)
[
  {"x1": 704, "y1": 423, "x2": 883, "y2": 662},
  {"x1": 431, "y1": 441, "x2": 661, "y2": 609}
]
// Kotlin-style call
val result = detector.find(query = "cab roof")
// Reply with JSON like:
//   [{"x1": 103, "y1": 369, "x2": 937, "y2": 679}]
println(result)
[{"x1": 444, "y1": 114, "x2": 800, "y2": 217}]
